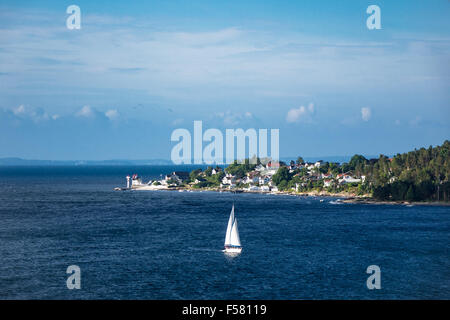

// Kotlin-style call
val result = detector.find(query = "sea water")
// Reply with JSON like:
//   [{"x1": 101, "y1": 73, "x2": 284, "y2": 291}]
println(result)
[{"x1": 0, "y1": 166, "x2": 449, "y2": 299}]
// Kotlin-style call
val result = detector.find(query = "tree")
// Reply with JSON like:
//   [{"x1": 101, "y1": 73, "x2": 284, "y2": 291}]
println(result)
[
  {"x1": 189, "y1": 169, "x2": 202, "y2": 182},
  {"x1": 272, "y1": 167, "x2": 291, "y2": 186},
  {"x1": 373, "y1": 185, "x2": 390, "y2": 200},
  {"x1": 349, "y1": 154, "x2": 368, "y2": 171},
  {"x1": 205, "y1": 166, "x2": 213, "y2": 176},
  {"x1": 405, "y1": 185, "x2": 415, "y2": 201},
  {"x1": 278, "y1": 180, "x2": 288, "y2": 190},
  {"x1": 296, "y1": 157, "x2": 305, "y2": 165},
  {"x1": 319, "y1": 162, "x2": 329, "y2": 174}
]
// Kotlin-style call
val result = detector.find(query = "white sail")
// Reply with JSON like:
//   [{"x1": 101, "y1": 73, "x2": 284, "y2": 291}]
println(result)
[
  {"x1": 229, "y1": 219, "x2": 241, "y2": 247},
  {"x1": 224, "y1": 205, "x2": 234, "y2": 246}
]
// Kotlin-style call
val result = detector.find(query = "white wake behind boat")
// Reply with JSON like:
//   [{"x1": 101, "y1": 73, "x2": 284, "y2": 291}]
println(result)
[{"x1": 223, "y1": 204, "x2": 242, "y2": 254}]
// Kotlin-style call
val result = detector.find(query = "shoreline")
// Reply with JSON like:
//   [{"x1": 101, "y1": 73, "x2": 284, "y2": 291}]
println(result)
[{"x1": 120, "y1": 185, "x2": 450, "y2": 207}]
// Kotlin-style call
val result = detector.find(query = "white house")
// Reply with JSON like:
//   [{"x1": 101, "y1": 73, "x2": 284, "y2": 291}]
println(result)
[
  {"x1": 222, "y1": 173, "x2": 236, "y2": 185},
  {"x1": 305, "y1": 163, "x2": 315, "y2": 171},
  {"x1": 243, "y1": 171, "x2": 259, "y2": 184},
  {"x1": 339, "y1": 175, "x2": 361, "y2": 184},
  {"x1": 259, "y1": 176, "x2": 270, "y2": 185},
  {"x1": 131, "y1": 174, "x2": 143, "y2": 187},
  {"x1": 323, "y1": 179, "x2": 333, "y2": 187},
  {"x1": 255, "y1": 164, "x2": 266, "y2": 172}
]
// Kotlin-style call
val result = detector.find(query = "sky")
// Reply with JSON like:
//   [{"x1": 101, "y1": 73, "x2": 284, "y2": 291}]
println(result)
[{"x1": 0, "y1": 0, "x2": 449, "y2": 161}]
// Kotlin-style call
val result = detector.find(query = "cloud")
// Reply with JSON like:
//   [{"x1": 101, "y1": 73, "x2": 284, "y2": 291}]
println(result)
[
  {"x1": 13, "y1": 105, "x2": 26, "y2": 115},
  {"x1": 105, "y1": 109, "x2": 119, "y2": 120},
  {"x1": 286, "y1": 103, "x2": 315, "y2": 123},
  {"x1": 361, "y1": 107, "x2": 371, "y2": 122},
  {"x1": 76, "y1": 105, "x2": 94, "y2": 118},
  {"x1": 215, "y1": 110, "x2": 253, "y2": 126},
  {"x1": 9, "y1": 105, "x2": 51, "y2": 122}
]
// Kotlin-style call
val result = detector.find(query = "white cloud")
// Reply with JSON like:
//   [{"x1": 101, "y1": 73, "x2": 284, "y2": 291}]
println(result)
[
  {"x1": 4, "y1": 9, "x2": 446, "y2": 105},
  {"x1": 215, "y1": 110, "x2": 253, "y2": 126},
  {"x1": 105, "y1": 109, "x2": 119, "y2": 120},
  {"x1": 52, "y1": 114, "x2": 60, "y2": 120},
  {"x1": 361, "y1": 107, "x2": 371, "y2": 121},
  {"x1": 13, "y1": 105, "x2": 25, "y2": 115},
  {"x1": 286, "y1": 103, "x2": 314, "y2": 123},
  {"x1": 10, "y1": 105, "x2": 50, "y2": 122},
  {"x1": 77, "y1": 105, "x2": 94, "y2": 118}
]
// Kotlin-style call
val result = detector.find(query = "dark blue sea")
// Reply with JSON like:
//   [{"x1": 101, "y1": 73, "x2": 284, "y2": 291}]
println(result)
[{"x1": 0, "y1": 166, "x2": 449, "y2": 299}]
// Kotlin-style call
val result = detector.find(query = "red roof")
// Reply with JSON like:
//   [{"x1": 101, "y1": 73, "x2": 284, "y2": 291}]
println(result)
[{"x1": 267, "y1": 162, "x2": 280, "y2": 167}]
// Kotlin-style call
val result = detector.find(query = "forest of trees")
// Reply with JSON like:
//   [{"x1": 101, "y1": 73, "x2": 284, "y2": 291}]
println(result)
[
  {"x1": 367, "y1": 140, "x2": 450, "y2": 202},
  {"x1": 186, "y1": 140, "x2": 450, "y2": 202}
]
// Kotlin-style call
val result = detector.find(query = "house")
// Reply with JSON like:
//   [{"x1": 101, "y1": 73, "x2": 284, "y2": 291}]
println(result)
[
  {"x1": 222, "y1": 173, "x2": 236, "y2": 185},
  {"x1": 243, "y1": 171, "x2": 259, "y2": 184},
  {"x1": 270, "y1": 186, "x2": 279, "y2": 192},
  {"x1": 255, "y1": 164, "x2": 266, "y2": 172},
  {"x1": 323, "y1": 179, "x2": 333, "y2": 187},
  {"x1": 266, "y1": 161, "x2": 280, "y2": 170},
  {"x1": 131, "y1": 174, "x2": 143, "y2": 186},
  {"x1": 338, "y1": 174, "x2": 361, "y2": 184},
  {"x1": 314, "y1": 160, "x2": 323, "y2": 168},
  {"x1": 244, "y1": 176, "x2": 259, "y2": 184},
  {"x1": 165, "y1": 171, "x2": 190, "y2": 184},
  {"x1": 321, "y1": 173, "x2": 332, "y2": 179},
  {"x1": 305, "y1": 162, "x2": 316, "y2": 170},
  {"x1": 259, "y1": 176, "x2": 270, "y2": 185},
  {"x1": 246, "y1": 185, "x2": 260, "y2": 191},
  {"x1": 260, "y1": 185, "x2": 270, "y2": 192}
]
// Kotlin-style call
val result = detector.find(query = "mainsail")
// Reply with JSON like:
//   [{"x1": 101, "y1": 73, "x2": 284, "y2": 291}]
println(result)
[{"x1": 224, "y1": 204, "x2": 241, "y2": 247}]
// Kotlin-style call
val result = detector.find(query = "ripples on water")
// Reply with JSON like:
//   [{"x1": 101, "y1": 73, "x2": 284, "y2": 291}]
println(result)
[{"x1": 0, "y1": 166, "x2": 449, "y2": 299}]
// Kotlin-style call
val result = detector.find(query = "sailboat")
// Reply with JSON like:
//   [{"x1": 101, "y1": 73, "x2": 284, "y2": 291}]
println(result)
[{"x1": 223, "y1": 204, "x2": 242, "y2": 254}]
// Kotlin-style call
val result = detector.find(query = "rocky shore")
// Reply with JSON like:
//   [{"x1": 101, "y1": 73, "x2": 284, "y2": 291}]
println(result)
[{"x1": 121, "y1": 185, "x2": 449, "y2": 206}]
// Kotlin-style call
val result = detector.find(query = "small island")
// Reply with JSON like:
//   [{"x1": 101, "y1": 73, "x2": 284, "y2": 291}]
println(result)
[{"x1": 126, "y1": 140, "x2": 450, "y2": 205}]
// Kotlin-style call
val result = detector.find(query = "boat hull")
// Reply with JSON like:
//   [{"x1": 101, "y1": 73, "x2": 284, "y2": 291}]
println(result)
[{"x1": 223, "y1": 246, "x2": 242, "y2": 254}]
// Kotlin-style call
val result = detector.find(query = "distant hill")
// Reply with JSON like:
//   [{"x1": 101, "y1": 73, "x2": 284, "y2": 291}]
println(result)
[
  {"x1": 0, "y1": 155, "x2": 373, "y2": 166},
  {"x1": 0, "y1": 158, "x2": 173, "y2": 166},
  {"x1": 0, "y1": 155, "x2": 384, "y2": 166}
]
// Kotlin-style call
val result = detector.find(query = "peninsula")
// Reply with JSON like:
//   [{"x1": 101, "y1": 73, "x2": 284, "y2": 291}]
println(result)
[{"x1": 124, "y1": 141, "x2": 450, "y2": 205}]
